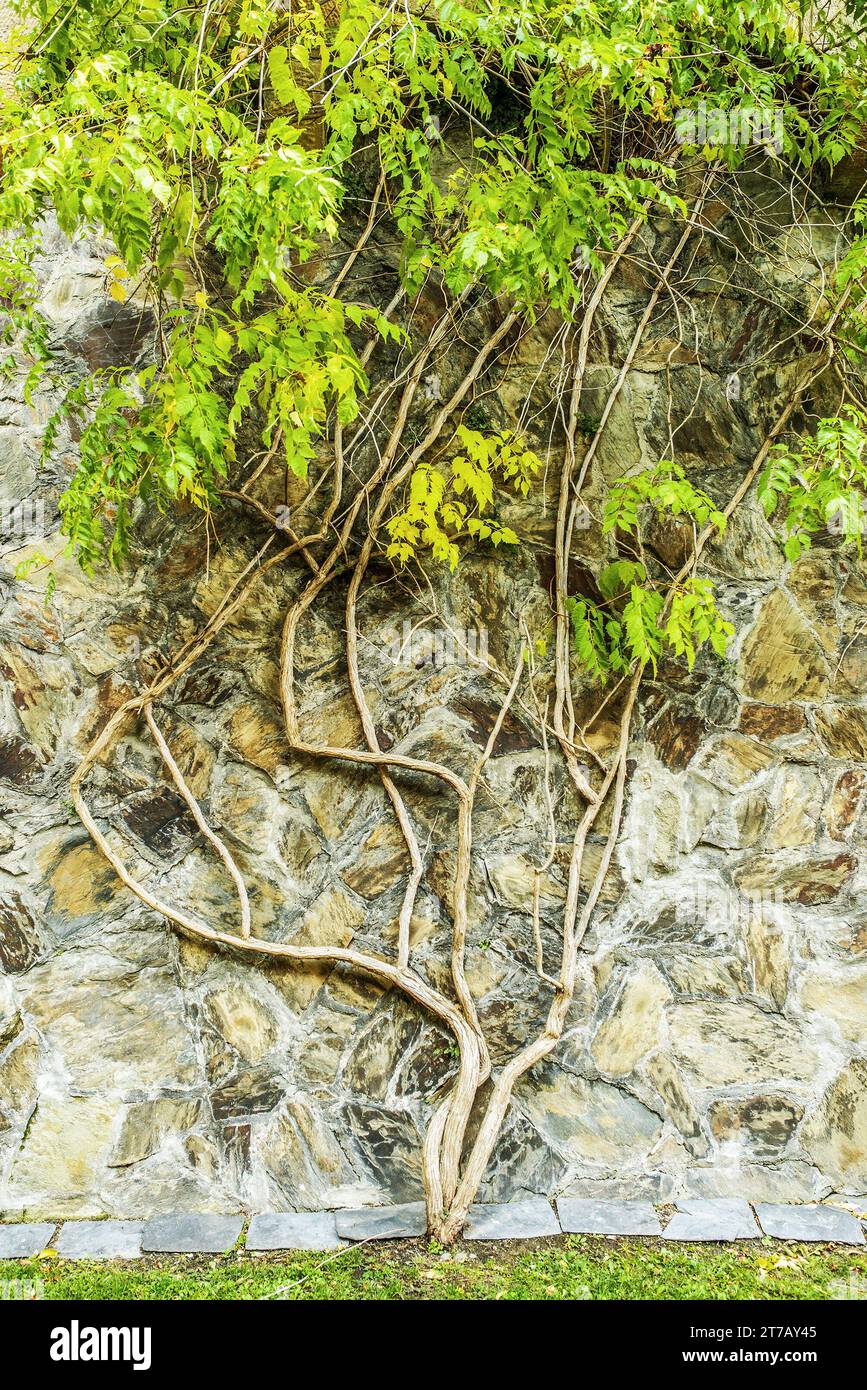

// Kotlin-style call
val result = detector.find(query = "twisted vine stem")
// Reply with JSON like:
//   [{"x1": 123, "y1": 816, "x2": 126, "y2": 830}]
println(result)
[{"x1": 68, "y1": 182, "x2": 848, "y2": 1240}]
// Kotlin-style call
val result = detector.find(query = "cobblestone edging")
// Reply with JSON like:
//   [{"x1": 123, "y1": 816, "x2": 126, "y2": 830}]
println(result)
[{"x1": 1, "y1": 1200, "x2": 864, "y2": 1259}]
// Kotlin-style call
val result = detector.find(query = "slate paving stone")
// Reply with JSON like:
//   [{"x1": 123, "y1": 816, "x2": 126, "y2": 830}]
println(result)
[
  {"x1": 247, "y1": 1212, "x2": 344, "y2": 1251},
  {"x1": 663, "y1": 1198, "x2": 759, "y2": 1241},
  {"x1": 56, "y1": 1221, "x2": 143, "y2": 1260},
  {"x1": 141, "y1": 1213, "x2": 244, "y2": 1254},
  {"x1": 463, "y1": 1200, "x2": 561, "y2": 1241},
  {"x1": 335, "y1": 1202, "x2": 427, "y2": 1241},
  {"x1": 755, "y1": 1204, "x2": 866, "y2": 1244},
  {"x1": 557, "y1": 1198, "x2": 662, "y2": 1236},
  {"x1": 0, "y1": 1223, "x2": 56, "y2": 1258}
]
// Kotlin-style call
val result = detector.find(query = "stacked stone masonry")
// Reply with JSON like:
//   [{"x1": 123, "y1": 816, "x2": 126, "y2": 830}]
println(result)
[{"x1": 2, "y1": 156, "x2": 867, "y2": 1221}]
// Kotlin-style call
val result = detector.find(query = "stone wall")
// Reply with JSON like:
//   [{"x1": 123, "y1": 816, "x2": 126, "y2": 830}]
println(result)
[{"x1": 2, "y1": 159, "x2": 867, "y2": 1219}]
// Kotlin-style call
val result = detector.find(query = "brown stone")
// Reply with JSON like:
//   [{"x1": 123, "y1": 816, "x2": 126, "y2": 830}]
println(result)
[
  {"x1": 814, "y1": 705, "x2": 867, "y2": 760},
  {"x1": 826, "y1": 769, "x2": 865, "y2": 839},
  {"x1": 279, "y1": 885, "x2": 365, "y2": 1009},
  {"x1": 279, "y1": 820, "x2": 322, "y2": 876},
  {"x1": 591, "y1": 961, "x2": 671, "y2": 1076},
  {"x1": 211, "y1": 1067, "x2": 284, "y2": 1121},
  {"x1": 228, "y1": 703, "x2": 289, "y2": 776},
  {"x1": 44, "y1": 840, "x2": 125, "y2": 919},
  {"x1": 787, "y1": 555, "x2": 840, "y2": 653},
  {"x1": 646, "y1": 700, "x2": 706, "y2": 771},
  {"x1": 303, "y1": 764, "x2": 380, "y2": 840},
  {"x1": 0, "y1": 1035, "x2": 39, "y2": 1115},
  {"x1": 109, "y1": 1097, "x2": 202, "y2": 1167},
  {"x1": 828, "y1": 914, "x2": 867, "y2": 958},
  {"x1": 485, "y1": 852, "x2": 566, "y2": 913},
  {"x1": 260, "y1": 1096, "x2": 353, "y2": 1208},
  {"x1": 0, "y1": 734, "x2": 44, "y2": 785},
  {"x1": 765, "y1": 768, "x2": 820, "y2": 850},
  {"x1": 0, "y1": 894, "x2": 43, "y2": 973},
  {"x1": 452, "y1": 696, "x2": 535, "y2": 752},
  {"x1": 10, "y1": 1094, "x2": 117, "y2": 1212},
  {"x1": 204, "y1": 986, "x2": 278, "y2": 1064},
  {"x1": 832, "y1": 633, "x2": 867, "y2": 695},
  {"x1": 663, "y1": 954, "x2": 749, "y2": 998},
  {"x1": 341, "y1": 820, "x2": 409, "y2": 898},
  {"x1": 158, "y1": 722, "x2": 215, "y2": 798},
  {"x1": 121, "y1": 784, "x2": 196, "y2": 852},
  {"x1": 840, "y1": 561, "x2": 867, "y2": 606},
  {"x1": 745, "y1": 915, "x2": 790, "y2": 1010},
  {"x1": 734, "y1": 851, "x2": 856, "y2": 905},
  {"x1": 708, "y1": 1095, "x2": 802, "y2": 1155},
  {"x1": 76, "y1": 672, "x2": 137, "y2": 748},
  {"x1": 739, "y1": 703, "x2": 804, "y2": 741}
]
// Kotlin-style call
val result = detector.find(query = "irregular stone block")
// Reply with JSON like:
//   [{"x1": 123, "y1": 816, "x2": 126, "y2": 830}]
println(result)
[
  {"x1": 141, "y1": 1213, "x2": 244, "y2": 1254},
  {"x1": 341, "y1": 1102, "x2": 423, "y2": 1202},
  {"x1": 591, "y1": 962, "x2": 671, "y2": 1076},
  {"x1": 522, "y1": 1070, "x2": 662, "y2": 1166},
  {"x1": 0, "y1": 1223, "x2": 56, "y2": 1258},
  {"x1": 739, "y1": 588, "x2": 829, "y2": 702},
  {"x1": 109, "y1": 1098, "x2": 202, "y2": 1167},
  {"x1": 56, "y1": 1221, "x2": 143, "y2": 1260},
  {"x1": 204, "y1": 986, "x2": 277, "y2": 1065},
  {"x1": 645, "y1": 1053, "x2": 708, "y2": 1157},
  {"x1": 557, "y1": 1199, "x2": 662, "y2": 1236},
  {"x1": 803, "y1": 1059, "x2": 867, "y2": 1190},
  {"x1": 664, "y1": 1199, "x2": 759, "y2": 1241},
  {"x1": 246, "y1": 1212, "x2": 344, "y2": 1251},
  {"x1": 708, "y1": 1095, "x2": 802, "y2": 1156},
  {"x1": 668, "y1": 1001, "x2": 819, "y2": 1087},
  {"x1": 463, "y1": 1200, "x2": 560, "y2": 1241},
  {"x1": 335, "y1": 1203, "x2": 427, "y2": 1241},
  {"x1": 0, "y1": 895, "x2": 43, "y2": 973},
  {"x1": 10, "y1": 1094, "x2": 117, "y2": 1208},
  {"x1": 755, "y1": 1204, "x2": 865, "y2": 1244}
]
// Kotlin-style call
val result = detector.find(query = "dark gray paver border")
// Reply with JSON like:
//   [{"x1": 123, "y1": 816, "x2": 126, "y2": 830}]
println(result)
[
  {"x1": 663, "y1": 1199, "x2": 760, "y2": 1242},
  {"x1": 247, "y1": 1212, "x2": 344, "y2": 1251},
  {"x1": 335, "y1": 1202, "x2": 427, "y2": 1241},
  {"x1": 463, "y1": 1199, "x2": 561, "y2": 1241},
  {"x1": 141, "y1": 1214, "x2": 244, "y2": 1254},
  {"x1": 6, "y1": 1200, "x2": 867, "y2": 1256},
  {"x1": 56, "y1": 1220, "x2": 144, "y2": 1260},
  {"x1": 755, "y1": 1203, "x2": 865, "y2": 1245},
  {"x1": 0, "y1": 1223, "x2": 56, "y2": 1258},
  {"x1": 557, "y1": 1198, "x2": 662, "y2": 1236}
]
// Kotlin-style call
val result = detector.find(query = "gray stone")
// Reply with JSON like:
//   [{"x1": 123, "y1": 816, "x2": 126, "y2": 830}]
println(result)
[
  {"x1": 664, "y1": 1199, "x2": 759, "y2": 1241},
  {"x1": 246, "y1": 1211, "x2": 344, "y2": 1251},
  {"x1": 755, "y1": 1203, "x2": 865, "y2": 1244},
  {"x1": 557, "y1": 1198, "x2": 662, "y2": 1236},
  {"x1": 335, "y1": 1202, "x2": 427, "y2": 1241},
  {"x1": 0, "y1": 1222, "x2": 56, "y2": 1257},
  {"x1": 463, "y1": 1199, "x2": 560, "y2": 1241},
  {"x1": 141, "y1": 1213, "x2": 244, "y2": 1253},
  {"x1": 56, "y1": 1220, "x2": 143, "y2": 1259}
]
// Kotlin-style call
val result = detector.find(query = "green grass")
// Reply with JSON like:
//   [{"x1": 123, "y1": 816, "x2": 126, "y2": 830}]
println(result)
[{"x1": 3, "y1": 1236, "x2": 867, "y2": 1300}]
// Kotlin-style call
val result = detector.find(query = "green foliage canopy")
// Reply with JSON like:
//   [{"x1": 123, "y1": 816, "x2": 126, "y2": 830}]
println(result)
[{"x1": 2, "y1": 0, "x2": 867, "y2": 673}]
